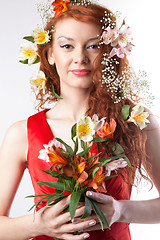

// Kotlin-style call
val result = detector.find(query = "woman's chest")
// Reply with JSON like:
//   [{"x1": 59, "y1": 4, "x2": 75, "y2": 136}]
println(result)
[{"x1": 46, "y1": 118, "x2": 83, "y2": 153}]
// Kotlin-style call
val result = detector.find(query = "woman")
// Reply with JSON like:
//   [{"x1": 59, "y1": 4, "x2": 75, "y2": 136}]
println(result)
[{"x1": 0, "y1": 1, "x2": 160, "y2": 240}]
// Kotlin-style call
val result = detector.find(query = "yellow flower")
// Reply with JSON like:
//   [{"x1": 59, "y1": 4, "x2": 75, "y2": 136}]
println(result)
[
  {"x1": 127, "y1": 105, "x2": 150, "y2": 130},
  {"x1": 30, "y1": 70, "x2": 47, "y2": 92},
  {"x1": 20, "y1": 43, "x2": 38, "y2": 65},
  {"x1": 32, "y1": 28, "x2": 50, "y2": 45}
]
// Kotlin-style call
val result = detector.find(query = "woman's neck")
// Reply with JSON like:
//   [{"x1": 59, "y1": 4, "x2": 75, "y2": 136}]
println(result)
[{"x1": 55, "y1": 85, "x2": 91, "y2": 122}]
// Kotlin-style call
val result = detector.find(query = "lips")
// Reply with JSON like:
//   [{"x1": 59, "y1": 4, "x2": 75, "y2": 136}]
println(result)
[{"x1": 71, "y1": 69, "x2": 91, "y2": 76}]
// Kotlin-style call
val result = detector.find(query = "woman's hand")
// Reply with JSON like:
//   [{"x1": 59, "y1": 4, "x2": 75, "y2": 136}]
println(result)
[
  {"x1": 72, "y1": 191, "x2": 122, "y2": 232},
  {"x1": 34, "y1": 195, "x2": 96, "y2": 240}
]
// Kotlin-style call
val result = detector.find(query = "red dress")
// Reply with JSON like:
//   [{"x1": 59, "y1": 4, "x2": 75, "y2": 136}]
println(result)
[{"x1": 27, "y1": 110, "x2": 132, "y2": 240}]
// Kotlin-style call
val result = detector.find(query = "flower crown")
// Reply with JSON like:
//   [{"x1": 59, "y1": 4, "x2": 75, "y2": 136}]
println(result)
[{"x1": 19, "y1": 0, "x2": 154, "y2": 107}]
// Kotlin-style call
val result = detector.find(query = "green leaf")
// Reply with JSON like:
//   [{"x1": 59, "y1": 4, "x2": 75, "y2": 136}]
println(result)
[
  {"x1": 74, "y1": 137, "x2": 78, "y2": 155},
  {"x1": 81, "y1": 196, "x2": 92, "y2": 219},
  {"x1": 93, "y1": 137, "x2": 109, "y2": 143},
  {"x1": 80, "y1": 140, "x2": 87, "y2": 150},
  {"x1": 47, "y1": 193, "x2": 64, "y2": 205},
  {"x1": 55, "y1": 138, "x2": 74, "y2": 156},
  {"x1": 104, "y1": 175, "x2": 118, "y2": 181},
  {"x1": 85, "y1": 153, "x2": 101, "y2": 162},
  {"x1": 77, "y1": 146, "x2": 92, "y2": 158},
  {"x1": 90, "y1": 199, "x2": 110, "y2": 229},
  {"x1": 109, "y1": 142, "x2": 124, "y2": 155},
  {"x1": 92, "y1": 167, "x2": 99, "y2": 178},
  {"x1": 51, "y1": 84, "x2": 63, "y2": 100},
  {"x1": 26, "y1": 193, "x2": 56, "y2": 198},
  {"x1": 37, "y1": 181, "x2": 71, "y2": 192},
  {"x1": 50, "y1": 195, "x2": 68, "y2": 206},
  {"x1": 121, "y1": 105, "x2": 130, "y2": 121},
  {"x1": 123, "y1": 155, "x2": 131, "y2": 167},
  {"x1": 42, "y1": 169, "x2": 72, "y2": 180},
  {"x1": 28, "y1": 196, "x2": 49, "y2": 212},
  {"x1": 23, "y1": 36, "x2": 35, "y2": 43},
  {"x1": 19, "y1": 59, "x2": 29, "y2": 64},
  {"x1": 71, "y1": 123, "x2": 77, "y2": 141},
  {"x1": 69, "y1": 191, "x2": 82, "y2": 219}
]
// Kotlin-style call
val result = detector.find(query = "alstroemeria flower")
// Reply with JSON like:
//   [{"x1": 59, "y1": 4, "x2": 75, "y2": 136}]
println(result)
[
  {"x1": 89, "y1": 168, "x2": 106, "y2": 193},
  {"x1": 32, "y1": 28, "x2": 50, "y2": 45},
  {"x1": 38, "y1": 138, "x2": 65, "y2": 162},
  {"x1": 30, "y1": 70, "x2": 47, "y2": 92},
  {"x1": 105, "y1": 158, "x2": 128, "y2": 176},
  {"x1": 127, "y1": 105, "x2": 150, "y2": 130},
  {"x1": 102, "y1": 26, "x2": 119, "y2": 45},
  {"x1": 77, "y1": 115, "x2": 106, "y2": 142},
  {"x1": 97, "y1": 118, "x2": 116, "y2": 139},
  {"x1": 77, "y1": 116, "x2": 95, "y2": 142},
  {"x1": 73, "y1": 156, "x2": 88, "y2": 183},
  {"x1": 85, "y1": 152, "x2": 99, "y2": 174},
  {"x1": 20, "y1": 43, "x2": 38, "y2": 65},
  {"x1": 52, "y1": 0, "x2": 72, "y2": 18},
  {"x1": 111, "y1": 25, "x2": 132, "y2": 48},
  {"x1": 92, "y1": 114, "x2": 106, "y2": 132},
  {"x1": 109, "y1": 43, "x2": 132, "y2": 58}
]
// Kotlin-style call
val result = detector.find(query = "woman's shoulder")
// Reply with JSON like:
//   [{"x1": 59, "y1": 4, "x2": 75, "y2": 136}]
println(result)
[
  {"x1": 2, "y1": 120, "x2": 28, "y2": 162},
  {"x1": 7, "y1": 120, "x2": 28, "y2": 140}
]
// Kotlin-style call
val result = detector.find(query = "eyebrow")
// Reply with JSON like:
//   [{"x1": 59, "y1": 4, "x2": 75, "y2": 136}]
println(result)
[{"x1": 58, "y1": 36, "x2": 99, "y2": 42}]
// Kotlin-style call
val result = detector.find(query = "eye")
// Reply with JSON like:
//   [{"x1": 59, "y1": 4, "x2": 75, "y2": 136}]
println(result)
[
  {"x1": 60, "y1": 44, "x2": 73, "y2": 49},
  {"x1": 87, "y1": 44, "x2": 100, "y2": 50}
]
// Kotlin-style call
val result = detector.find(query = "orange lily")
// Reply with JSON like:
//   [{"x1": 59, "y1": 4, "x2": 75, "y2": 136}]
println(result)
[
  {"x1": 85, "y1": 152, "x2": 99, "y2": 174},
  {"x1": 89, "y1": 168, "x2": 107, "y2": 193},
  {"x1": 97, "y1": 118, "x2": 116, "y2": 139},
  {"x1": 52, "y1": 0, "x2": 72, "y2": 18},
  {"x1": 47, "y1": 148, "x2": 69, "y2": 168},
  {"x1": 73, "y1": 156, "x2": 88, "y2": 183}
]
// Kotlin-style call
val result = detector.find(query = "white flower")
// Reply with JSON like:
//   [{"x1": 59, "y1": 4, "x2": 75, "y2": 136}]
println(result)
[
  {"x1": 38, "y1": 144, "x2": 50, "y2": 162},
  {"x1": 105, "y1": 158, "x2": 128, "y2": 176},
  {"x1": 30, "y1": 70, "x2": 47, "y2": 92},
  {"x1": 92, "y1": 114, "x2": 106, "y2": 131},
  {"x1": 38, "y1": 139, "x2": 64, "y2": 162},
  {"x1": 20, "y1": 42, "x2": 38, "y2": 65},
  {"x1": 32, "y1": 28, "x2": 50, "y2": 45},
  {"x1": 127, "y1": 105, "x2": 150, "y2": 130},
  {"x1": 77, "y1": 115, "x2": 106, "y2": 142},
  {"x1": 77, "y1": 116, "x2": 95, "y2": 142},
  {"x1": 102, "y1": 26, "x2": 119, "y2": 45},
  {"x1": 111, "y1": 25, "x2": 132, "y2": 48}
]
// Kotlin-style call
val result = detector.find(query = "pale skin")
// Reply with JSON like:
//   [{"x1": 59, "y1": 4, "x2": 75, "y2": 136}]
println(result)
[{"x1": 0, "y1": 17, "x2": 160, "y2": 240}]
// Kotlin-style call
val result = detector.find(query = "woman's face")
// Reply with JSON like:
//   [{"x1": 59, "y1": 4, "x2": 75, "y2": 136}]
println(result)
[{"x1": 48, "y1": 17, "x2": 101, "y2": 90}]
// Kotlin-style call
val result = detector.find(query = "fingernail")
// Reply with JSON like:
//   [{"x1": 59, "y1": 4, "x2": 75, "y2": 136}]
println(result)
[
  {"x1": 87, "y1": 191, "x2": 92, "y2": 197},
  {"x1": 84, "y1": 234, "x2": 90, "y2": 239},
  {"x1": 72, "y1": 219, "x2": 79, "y2": 223},
  {"x1": 89, "y1": 221, "x2": 96, "y2": 226}
]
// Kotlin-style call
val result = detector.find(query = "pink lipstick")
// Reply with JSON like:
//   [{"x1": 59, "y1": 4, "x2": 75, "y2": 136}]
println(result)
[{"x1": 71, "y1": 69, "x2": 91, "y2": 76}]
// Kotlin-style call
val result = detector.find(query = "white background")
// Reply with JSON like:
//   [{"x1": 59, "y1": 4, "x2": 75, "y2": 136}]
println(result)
[{"x1": 0, "y1": 0, "x2": 160, "y2": 239}]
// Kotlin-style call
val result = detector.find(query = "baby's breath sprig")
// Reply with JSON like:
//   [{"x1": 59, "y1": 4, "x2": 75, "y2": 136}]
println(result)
[{"x1": 36, "y1": 0, "x2": 54, "y2": 26}]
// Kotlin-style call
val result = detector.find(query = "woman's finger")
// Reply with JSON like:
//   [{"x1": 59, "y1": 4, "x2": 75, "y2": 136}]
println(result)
[
  {"x1": 55, "y1": 205, "x2": 86, "y2": 226},
  {"x1": 59, "y1": 219, "x2": 96, "y2": 233},
  {"x1": 50, "y1": 195, "x2": 71, "y2": 216},
  {"x1": 60, "y1": 232, "x2": 90, "y2": 240},
  {"x1": 86, "y1": 191, "x2": 113, "y2": 204}
]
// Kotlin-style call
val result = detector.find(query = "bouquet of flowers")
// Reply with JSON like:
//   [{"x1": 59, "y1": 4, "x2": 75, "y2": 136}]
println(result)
[{"x1": 27, "y1": 114, "x2": 131, "y2": 232}]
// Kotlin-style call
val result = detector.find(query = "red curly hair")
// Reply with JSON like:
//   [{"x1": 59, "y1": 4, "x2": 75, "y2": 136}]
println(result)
[{"x1": 36, "y1": 3, "x2": 151, "y2": 186}]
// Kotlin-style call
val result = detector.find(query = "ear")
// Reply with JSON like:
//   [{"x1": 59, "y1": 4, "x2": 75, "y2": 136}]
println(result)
[{"x1": 48, "y1": 47, "x2": 55, "y2": 65}]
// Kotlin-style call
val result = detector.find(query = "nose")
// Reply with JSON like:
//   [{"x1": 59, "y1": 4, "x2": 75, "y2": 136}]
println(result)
[{"x1": 73, "y1": 47, "x2": 89, "y2": 64}]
